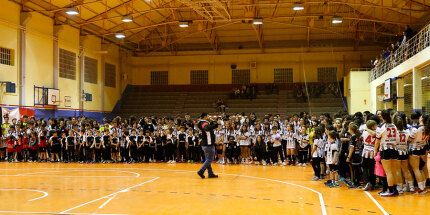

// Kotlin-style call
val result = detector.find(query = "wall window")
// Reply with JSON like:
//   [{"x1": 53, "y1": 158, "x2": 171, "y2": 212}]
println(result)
[
  {"x1": 151, "y1": 71, "x2": 168, "y2": 85},
  {"x1": 317, "y1": 67, "x2": 337, "y2": 82},
  {"x1": 190, "y1": 70, "x2": 208, "y2": 85},
  {"x1": 274, "y1": 68, "x2": 293, "y2": 83},
  {"x1": 232, "y1": 69, "x2": 250, "y2": 84},
  {"x1": 0, "y1": 47, "x2": 13, "y2": 66},
  {"x1": 84, "y1": 57, "x2": 98, "y2": 84},
  {"x1": 59, "y1": 48, "x2": 76, "y2": 80},
  {"x1": 105, "y1": 63, "x2": 116, "y2": 88}
]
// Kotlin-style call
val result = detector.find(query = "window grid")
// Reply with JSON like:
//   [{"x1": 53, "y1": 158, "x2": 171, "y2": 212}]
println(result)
[
  {"x1": 274, "y1": 68, "x2": 293, "y2": 83},
  {"x1": 105, "y1": 63, "x2": 116, "y2": 88},
  {"x1": 59, "y1": 49, "x2": 76, "y2": 80},
  {"x1": 0, "y1": 47, "x2": 12, "y2": 66},
  {"x1": 232, "y1": 69, "x2": 250, "y2": 84},
  {"x1": 190, "y1": 70, "x2": 208, "y2": 85},
  {"x1": 84, "y1": 57, "x2": 98, "y2": 84},
  {"x1": 317, "y1": 67, "x2": 337, "y2": 82},
  {"x1": 151, "y1": 71, "x2": 168, "y2": 85}
]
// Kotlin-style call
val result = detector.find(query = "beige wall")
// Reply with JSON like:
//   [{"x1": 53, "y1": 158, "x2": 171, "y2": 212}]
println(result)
[
  {"x1": 348, "y1": 70, "x2": 372, "y2": 114},
  {"x1": 131, "y1": 48, "x2": 378, "y2": 85}
]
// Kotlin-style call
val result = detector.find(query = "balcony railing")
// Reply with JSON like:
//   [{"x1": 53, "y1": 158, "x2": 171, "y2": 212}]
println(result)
[{"x1": 369, "y1": 23, "x2": 430, "y2": 82}]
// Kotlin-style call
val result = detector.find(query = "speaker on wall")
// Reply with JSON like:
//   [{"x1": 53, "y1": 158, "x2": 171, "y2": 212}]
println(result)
[{"x1": 231, "y1": 64, "x2": 237, "y2": 70}]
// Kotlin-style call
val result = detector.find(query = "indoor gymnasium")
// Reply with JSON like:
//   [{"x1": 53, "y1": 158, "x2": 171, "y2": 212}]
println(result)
[{"x1": 1, "y1": 0, "x2": 430, "y2": 214}]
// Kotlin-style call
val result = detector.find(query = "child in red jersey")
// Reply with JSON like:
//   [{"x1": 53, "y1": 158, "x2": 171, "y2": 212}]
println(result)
[
  {"x1": 22, "y1": 133, "x2": 30, "y2": 162},
  {"x1": 6, "y1": 136, "x2": 15, "y2": 162}
]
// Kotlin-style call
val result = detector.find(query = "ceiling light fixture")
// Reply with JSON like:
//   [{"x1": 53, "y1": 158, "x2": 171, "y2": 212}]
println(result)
[
  {"x1": 115, "y1": 32, "x2": 126, "y2": 39},
  {"x1": 65, "y1": 7, "x2": 79, "y2": 15},
  {"x1": 332, "y1": 16, "x2": 343, "y2": 24},
  {"x1": 253, "y1": 18, "x2": 263, "y2": 25},
  {"x1": 179, "y1": 21, "x2": 189, "y2": 28},
  {"x1": 293, "y1": 2, "x2": 304, "y2": 11},
  {"x1": 122, "y1": 15, "x2": 133, "y2": 23},
  {"x1": 421, "y1": 76, "x2": 429, "y2": 80}
]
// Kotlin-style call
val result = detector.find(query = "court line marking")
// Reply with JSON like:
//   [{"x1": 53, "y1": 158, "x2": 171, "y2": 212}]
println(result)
[
  {"x1": 15, "y1": 170, "x2": 141, "y2": 178},
  {"x1": 138, "y1": 168, "x2": 327, "y2": 215},
  {"x1": 364, "y1": 191, "x2": 390, "y2": 215},
  {"x1": 0, "y1": 189, "x2": 48, "y2": 202},
  {"x1": 59, "y1": 177, "x2": 160, "y2": 214},
  {"x1": 0, "y1": 211, "x2": 127, "y2": 215},
  {"x1": 0, "y1": 167, "x2": 328, "y2": 215},
  {"x1": 99, "y1": 194, "x2": 117, "y2": 209}
]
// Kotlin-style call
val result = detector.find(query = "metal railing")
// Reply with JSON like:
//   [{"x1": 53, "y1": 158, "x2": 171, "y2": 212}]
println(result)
[{"x1": 369, "y1": 23, "x2": 430, "y2": 82}]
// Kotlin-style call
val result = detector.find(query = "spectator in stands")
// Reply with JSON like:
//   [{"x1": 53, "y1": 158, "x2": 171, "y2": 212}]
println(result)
[
  {"x1": 250, "y1": 84, "x2": 257, "y2": 100},
  {"x1": 215, "y1": 98, "x2": 226, "y2": 113},
  {"x1": 233, "y1": 88, "x2": 240, "y2": 98}
]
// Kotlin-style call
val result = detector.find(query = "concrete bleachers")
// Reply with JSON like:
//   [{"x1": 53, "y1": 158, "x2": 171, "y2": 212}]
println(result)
[{"x1": 116, "y1": 85, "x2": 346, "y2": 119}]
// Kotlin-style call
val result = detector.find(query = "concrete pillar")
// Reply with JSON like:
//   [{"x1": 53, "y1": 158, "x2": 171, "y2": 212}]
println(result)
[
  {"x1": 18, "y1": 12, "x2": 31, "y2": 106},
  {"x1": 397, "y1": 78, "x2": 405, "y2": 112},
  {"x1": 412, "y1": 67, "x2": 423, "y2": 112},
  {"x1": 53, "y1": 25, "x2": 63, "y2": 89},
  {"x1": 78, "y1": 35, "x2": 87, "y2": 113},
  {"x1": 101, "y1": 43, "x2": 109, "y2": 112}
]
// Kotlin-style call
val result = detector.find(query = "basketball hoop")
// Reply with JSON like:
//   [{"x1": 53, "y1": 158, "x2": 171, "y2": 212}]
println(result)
[{"x1": 377, "y1": 94, "x2": 385, "y2": 102}]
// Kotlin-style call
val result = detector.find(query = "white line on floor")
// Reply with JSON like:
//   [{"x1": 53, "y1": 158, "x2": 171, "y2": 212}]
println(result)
[
  {"x1": 364, "y1": 191, "x2": 389, "y2": 215},
  {"x1": 0, "y1": 189, "x2": 48, "y2": 202},
  {"x1": 0, "y1": 211, "x2": 127, "y2": 215},
  {"x1": 59, "y1": 177, "x2": 160, "y2": 214}
]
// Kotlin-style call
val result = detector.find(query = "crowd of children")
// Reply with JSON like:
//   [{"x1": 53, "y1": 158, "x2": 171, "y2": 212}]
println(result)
[{"x1": 1, "y1": 109, "x2": 429, "y2": 197}]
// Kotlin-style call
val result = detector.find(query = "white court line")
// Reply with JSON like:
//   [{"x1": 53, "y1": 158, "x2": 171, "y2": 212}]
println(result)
[
  {"x1": 98, "y1": 194, "x2": 117, "y2": 209},
  {"x1": 0, "y1": 211, "x2": 127, "y2": 215},
  {"x1": 60, "y1": 177, "x2": 160, "y2": 214},
  {"x1": 365, "y1": 191, "x2": 390, "y2": 215},
  {"x1": 0, "y1": 189, "x2": 48, "y2": 202},
  {"x1": 16, "y1": 170, "x2": 141, "y2": 178},
  {"x1": 0, "y1": 167, "x2": 328, "y2": 215}
]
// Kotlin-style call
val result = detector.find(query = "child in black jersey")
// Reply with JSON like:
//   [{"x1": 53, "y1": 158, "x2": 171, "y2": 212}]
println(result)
[
  {"x1": 49, "y1": 130, "x2": 61, "y2": 162},
  {"x1": 137, "y1": 130, "x2": 145, "y2": 162},
  {"x1": 129, "y1": 129, "x2": 138, "y2": 163},
  {"x1": 92, "y1": 130, "x2": 103, "y2": 163},
  {"x1": 226, "y1": 136, "x2": 240, "y2": 164},
  {"x1": 102, "y1": 130, "x2": 111, "y2": 162},
  {"x1": 186, "y1": 130, "x2": 195, "y2": 162},
  {"x1": 149, "y1": 132, "x2": 156, "y2": 162},
  {"x1": 111, "y1": 132, "x2": 120, "y2": 162},
  {"x1": 347, "y1": 123, "x2": 363, "y2": 189},
  {"x1": 254, "y1": 135, "x2": 267, "y2": 165},
  {"x1": 177, "y1": 127, "x2": 187, "y2": 162},
  {"x1": 84, "y1": 130, "x2": 94, "y2": 163},
  {"x1": 154, "y1": 132, "x2": 163, "y2": 162},
  {"x1": 64, "y1": 130, "x2": 76, "y2": 163},
  {"x1": 143, "y1": 130, "x2": 152, "y2": 162}
]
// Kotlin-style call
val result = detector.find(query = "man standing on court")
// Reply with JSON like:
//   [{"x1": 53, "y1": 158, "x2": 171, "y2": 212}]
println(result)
[{"x1": 197, "y1": 113, "x2": 219, "y2": 179}]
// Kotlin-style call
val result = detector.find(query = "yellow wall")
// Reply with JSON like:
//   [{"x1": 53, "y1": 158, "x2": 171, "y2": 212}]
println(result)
[
  {"x1": 348, "y1": 70, "x2": 372, "y2": 114},
  {"x1": 0, "y1": 1, "x2": 128, "y2": 112},
  {"x1": 58, "y1": 25, "x2": 80, "y2": 110},
  {"x1": 0, "y1": 1, "x2": 20, "y2": 105},
  {"x1": 25, "y1": 13, "x2": 54, "y2": 106},
  {"x1": 131, "y1": 48, "x2": 378, "y2": 85}
]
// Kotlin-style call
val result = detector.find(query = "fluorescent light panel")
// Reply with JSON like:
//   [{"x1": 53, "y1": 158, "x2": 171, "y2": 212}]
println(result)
[
  {"x1": 115, "y1": 32, "x2": 125, "y2": 39},
  {"x1": 65, "y1": 7, "x2": 79, "y2": 15},
  {"x1": 122, "y1": 15, "x2": 133, "y2": 23},
  {"x1": 332, "y1": 16, "x2": 343, "y2": 24},
  {"x1": 179, "y1": 21, "x2": 189, "y2": 28},
  {"x1": 293, "y1": 3, "x2": 304, "y2": 11},
  {"x1": 253, "y1": 18, "x2": 263, "y2": 25}
]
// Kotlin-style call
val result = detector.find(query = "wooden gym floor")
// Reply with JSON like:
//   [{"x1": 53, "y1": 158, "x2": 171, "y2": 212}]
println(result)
[{"x1": 0, "y1": 163, "x2": 427, "y2": 215}]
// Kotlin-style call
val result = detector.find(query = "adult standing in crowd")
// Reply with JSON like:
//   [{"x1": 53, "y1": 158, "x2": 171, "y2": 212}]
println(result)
[{"x1": 197, "y1": 112, "x2": 219, "y2": 179}]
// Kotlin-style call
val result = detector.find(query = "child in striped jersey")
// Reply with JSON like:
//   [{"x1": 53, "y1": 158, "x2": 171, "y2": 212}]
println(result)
[
  {"x1": 393, "y1": 116, "x2": 413, "y2": 193},
  {"x1": 283, "y1": 124, "x2": 296, "y2": 165},
  {"x1": 297, "y1": 128, "x2": 309, "y2": 166}
]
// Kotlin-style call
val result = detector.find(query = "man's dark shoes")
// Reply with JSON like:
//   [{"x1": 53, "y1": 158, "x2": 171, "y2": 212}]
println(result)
[
  {"x1": 208, "y1": 174, "x2": 218, "y2": 178},
  {"x1": 197, "y1": 171, "x2": 205, "y2": 179}
]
